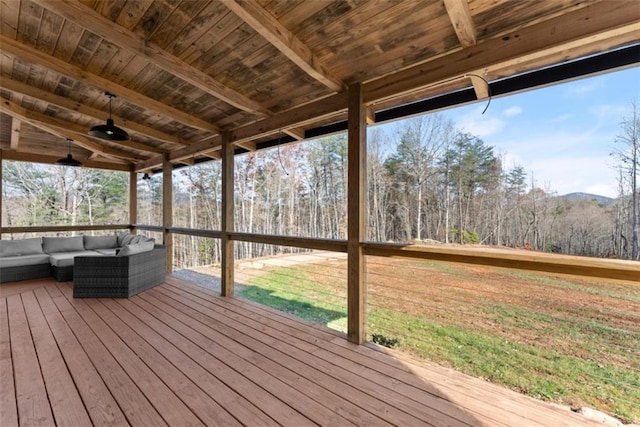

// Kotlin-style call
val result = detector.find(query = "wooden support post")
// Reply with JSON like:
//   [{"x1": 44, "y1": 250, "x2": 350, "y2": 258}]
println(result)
[
  {"x1": 221, "y1": 132, "x2": 235, "y2": 297},
  {"x1": 129, "y1": 169, "x2": 137, "y2": 234},
  {"x1": 162, "y1": 154, "x2": 173, "y2": 273},
  {"x1": 347, "y1": 83, "x2": 367, "y2": 344}
]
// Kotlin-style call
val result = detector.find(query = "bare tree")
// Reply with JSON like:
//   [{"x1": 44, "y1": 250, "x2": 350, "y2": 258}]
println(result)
[{"x1": 612, "y1": 102, "x2": 639, "y2": 260}]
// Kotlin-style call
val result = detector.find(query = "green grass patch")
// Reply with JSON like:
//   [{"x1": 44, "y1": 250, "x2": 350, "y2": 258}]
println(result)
[{"x1": 240, "y1": 266, "x2": 347, "y2": 328}]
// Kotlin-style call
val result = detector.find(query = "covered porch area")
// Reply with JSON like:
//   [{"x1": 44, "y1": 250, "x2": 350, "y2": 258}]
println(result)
[{"x1": 1, "y1": 276, "x2": 604, "y2": 426}]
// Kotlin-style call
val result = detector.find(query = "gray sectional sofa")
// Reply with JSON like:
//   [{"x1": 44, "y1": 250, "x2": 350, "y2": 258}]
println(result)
[{"x1": 0, "y1": 233, "x2": 165, "y2": 297}]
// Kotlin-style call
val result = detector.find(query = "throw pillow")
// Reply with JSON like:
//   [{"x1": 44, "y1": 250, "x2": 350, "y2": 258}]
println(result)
[
  {"x1": 84, "y1": 235, "x2": 118, "y2": 250},
  {"x1": 117, "y1": 240, "x2": 155, "y2": 257}
]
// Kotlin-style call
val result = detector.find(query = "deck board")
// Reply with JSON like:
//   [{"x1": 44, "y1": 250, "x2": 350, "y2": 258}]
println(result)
[
  {"x1": 0, "y1": 277, "x2": 604, "y2": 426},
  {"x1": 51, "y1": 285, "x2": 202, "y2": 427},
  {"x1": 0, "y1": 298, "x2": 18, "y2": 427},
  {"x1": 32, "y1": 286, "x2": 128, "y2": 426},
  {"x1": 20, "y1": 291, "x2": 91, "y2": 426},
  {"x1": 45, "y1": 284, "x2": 167, "y2": 426},
  {"x1": 165, "y1": 277, "x2": 576, "y2": 426},
  {"x1": 150, "y1": 284, "x2": 459, "y2": 426},
  {"x1": 6, "y1": 294, "x2": 55, "y2": 427}
]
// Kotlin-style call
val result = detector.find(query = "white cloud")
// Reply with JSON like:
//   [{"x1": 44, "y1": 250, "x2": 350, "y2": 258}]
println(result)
[
  {"x1": 523, "y1": 156, "x2": 617, "y2": 198},
  {"x1": 564, "y1": 80, "x2": 602, "y2": 97},
  {"x1": 456, "y1": 107, "x2": 506, "y2": 137},
  {"x1": 503, "y1": 106, "x2": 522, "y2": 117},
  {"x1": 588, "y1": 103, "x2": 628, "y2": 120},
  {"x1": 550, "y1": 113, "x2": 573, "y2": 123}
]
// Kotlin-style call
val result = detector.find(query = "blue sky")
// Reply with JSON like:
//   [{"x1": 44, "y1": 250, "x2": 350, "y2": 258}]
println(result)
[{"x1": 440, "y1": 66, "x2": 639, "y2": 198}]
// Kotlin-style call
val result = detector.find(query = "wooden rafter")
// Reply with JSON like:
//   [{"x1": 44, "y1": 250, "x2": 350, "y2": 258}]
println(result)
[
  {"x1": 0, "y1": 97, "x2": 162, "y2": 156},
  {"x1": 1, "y1": 99, "x2": 140, "y2": 162},
  {"x1": 136, "y1": 0, "x2": 639, "y2": 173},
  {"x1": 31, "y1": 0, "x2": 269, "y2": 117},
  {"x1": 222, "y1": 0, "x2": 344, "y2": 93},
  {"x1": 10, "y1": 119, "x2": 21, "y2": 149},
  {"x1": 0, "y1": 35, "x2": 219, "y2": 133},
  {"x1": 235, "y1": 140, "x2": 257, "y2": 151},
  {"x1": 443, "y1": 0, "x2": 477, "y2": 47},
  {"x1": 202, "y1": 150, "x2": 221, "y2": 160},
  {"x1": 135, "y1": 135, "x2": 222, "y2": 172},
  {"x1": 365, "y1": 2, "x2": 640, "y2": 103},
  {"x1": 282, "y1": 127, "x2": 305, "y2": 141},
  {"x1": 468, "y1": 72, "x2": 490, "y2": 99},
  {"x1": 1, "y1": 149, "x2": 130, "y2": 171},
  {"x1": 1, "y1": 75, "x2": 188, "y2": 146},
  {"x1": 230, "y1": 93, "x2": 347, "y2": 145},
  {"x1": 366, "y1": 107, "x2": 376, "y2": 125}
]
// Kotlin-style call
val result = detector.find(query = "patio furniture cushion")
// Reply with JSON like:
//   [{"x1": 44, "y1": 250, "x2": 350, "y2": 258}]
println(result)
[
  {"x1": 96, "y1": 249, "x2": 118, "y2": 256},
  {"x1": 117, "y1": 232, "x2": 137, "y2": 247},
  {"x1": 49, "y1": 251, "x2": 101, "y2": 267},
  {"x1": 0, "y1": 254, "x2": 50, "y2": 268},
  {"x1": 117, "y1": 241, "x2": 155, "y2": 257},
  {"x1": 43, "y1": 236, "x2": 84, "y2": 253},
  {"x1": 0, "y1": 237, "x2": 44, "y2": 257},
  {"x1": 84, "y1": 235, "x2": 118, "y2": 250}
]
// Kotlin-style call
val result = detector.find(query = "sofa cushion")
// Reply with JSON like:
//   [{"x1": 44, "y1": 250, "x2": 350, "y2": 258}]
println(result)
[
  {"x1": 117, "y1": 232, "x2": 136, "y2": 247},
  {"x1": 0, "y1": 254, "x2": 50, "y2": 268},
  {"x1": 96, "y1": 249, "x2": 118, "y2": 256},
  {"x1": 43, "y1": 236, "x2": 85, "y2": 253},
  {"x1": 0, "y1": 237, "x2": 44, "y2": 257},
  {"x1": 117, "y1": 232, "x2": 155, "y2": 247},
  {"x1": 84, "y1": 235, "x2": 118, "y2": 250},
  {"x1": 49, "y1": 251, "x2": 101, "y2": 267},
  {"x1": 117, "y1": 241, "x2": 155, "y2": 257}
]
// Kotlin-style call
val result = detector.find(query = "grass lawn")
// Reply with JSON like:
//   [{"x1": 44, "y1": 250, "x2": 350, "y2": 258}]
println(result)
[{"x1": 240, "y1": 260, "x2": 640, "y2": 424}]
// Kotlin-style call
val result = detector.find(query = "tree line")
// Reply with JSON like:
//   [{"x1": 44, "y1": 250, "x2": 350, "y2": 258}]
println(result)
[{"x1": 3, "y1": 107, "x2": 638, "y2": 267}]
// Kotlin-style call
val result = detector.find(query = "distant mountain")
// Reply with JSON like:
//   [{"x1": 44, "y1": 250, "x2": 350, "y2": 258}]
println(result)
[{"x1": 559, "y1": 192, "x2": 615, "y2": 205}]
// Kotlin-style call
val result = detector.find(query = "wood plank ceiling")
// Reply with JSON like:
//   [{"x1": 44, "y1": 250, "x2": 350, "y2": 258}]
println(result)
[{"x1": 0, "y1": 0, "x2": 638, "y2": 172}]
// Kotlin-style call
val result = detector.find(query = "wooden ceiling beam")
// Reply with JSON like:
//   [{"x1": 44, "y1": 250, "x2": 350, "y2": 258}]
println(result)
[
  {"x1": 366, "y1": 107, "x2": 376, "y2": 125},
  {"x1": 1, "y1": 149, "x2": 130, "y2": 171},
  {"x1": 282, "y1": 128, "x2": 305, "y2": 141},
  {"x1": 0, "y1": 34, "x2": 218, "y2": 133},
  {"x1": 468, "y1": 71, "x2": 490, "y2": 99},
  {"x1": 1, "y1": 75, "x2": 188, "y2": 146},
  {"x1": 229, "y1": 93, "x2": 347, "y2": 145},
  {"x1": 365, "y1": 2, "x2": 640, "y2": 103},
  {"x1": 235, "y1": 140, "x2": 257, "y2": 151},
  {"x1": 0, "y1": 97, "x2": 163, "y2": 155},
  {"x1": 135, "y1": 135, "x2": 223, "y2": 172},
  {"x1": 202, "y1": 150, "x2": 221, "y2": 160},
  {"x1": 443, "y1": 0, "x2": 477, "y2": 47},
  {"x1": 176, "y1": 2, "x2": 638, "y2": 161},
  {"x1": 222, "y1": 0, "x2": 345, "y2": 93},
  {"x1": 10, "y1": 119, "x2": 21, "y2": 150},
  {"x1": 0, "y1": 98, "x2": 140, "y2": 162},
  {"x1": 31, "y1": 0, "x2": 269, "y2": 117}
]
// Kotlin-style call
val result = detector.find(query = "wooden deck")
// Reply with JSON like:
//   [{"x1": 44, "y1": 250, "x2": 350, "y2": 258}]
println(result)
[{"x1": 0, "y1": 276, "x2": 601, "y2": 426}]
